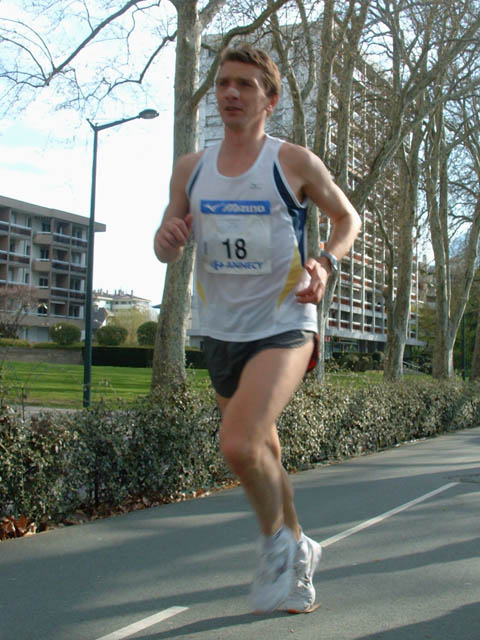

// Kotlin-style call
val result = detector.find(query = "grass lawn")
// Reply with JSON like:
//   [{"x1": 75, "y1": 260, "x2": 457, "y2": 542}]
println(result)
[
  {"x1": 326, "y1": 369, "x2": 432, "y2": 388},
  {"x1": 2, "y1": 360, "x2": 212, "y2": 409},
  {"x1": 1, "y1": 360, "x2": 431, "y2": 409}
]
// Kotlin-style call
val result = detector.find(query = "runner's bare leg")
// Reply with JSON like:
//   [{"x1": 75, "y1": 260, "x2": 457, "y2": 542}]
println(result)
[{"x1": 216, "y1": 342, "x2": 312, "y2": 537}]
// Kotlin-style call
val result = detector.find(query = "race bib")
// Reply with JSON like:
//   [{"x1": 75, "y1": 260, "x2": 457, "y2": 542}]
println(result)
[{"x1": 200, "y1": 199, "x2": 272, "y2": 275}]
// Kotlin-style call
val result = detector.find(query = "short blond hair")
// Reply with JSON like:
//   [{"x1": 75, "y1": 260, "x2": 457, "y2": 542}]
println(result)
[{"x1": 218, "y1": 43, "x2": 281, "y2": 98}]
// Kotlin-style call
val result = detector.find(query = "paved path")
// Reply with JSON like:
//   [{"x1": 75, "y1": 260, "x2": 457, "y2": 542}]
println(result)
[{"x1": 1, "y1": 426, "x2": 479, "y2": 640}]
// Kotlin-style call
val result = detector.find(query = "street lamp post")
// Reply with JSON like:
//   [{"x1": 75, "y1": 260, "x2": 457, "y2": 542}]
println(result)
[{"x1": 83, "y1": 109, "x2": 159, "y2": 408}]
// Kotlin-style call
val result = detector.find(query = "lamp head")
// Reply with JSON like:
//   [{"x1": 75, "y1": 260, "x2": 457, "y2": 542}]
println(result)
[{"x1": 139, "y1": 109, "x2": 159, "y2": 120}]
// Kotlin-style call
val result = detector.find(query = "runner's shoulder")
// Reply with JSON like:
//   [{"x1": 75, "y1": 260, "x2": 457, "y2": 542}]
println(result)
[
  {"x1": 278, "y1": 141, "x2": 318, "y2": 173},
  {"x1": 174, "y1": 150, "x2": 205, "y2": 178}
]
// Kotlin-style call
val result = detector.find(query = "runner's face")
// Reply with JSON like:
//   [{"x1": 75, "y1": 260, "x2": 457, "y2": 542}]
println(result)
[{"x1": 215, "y1": 61, "x2": 277, "y2": 130}]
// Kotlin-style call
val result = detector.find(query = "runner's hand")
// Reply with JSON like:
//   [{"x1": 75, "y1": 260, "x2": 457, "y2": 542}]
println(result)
[
  {"x1": 156, "y1": 214, "x2": 193, "y2": 252},
  {"x1": 295, "y1": 257, "x2": 330, "y2": 305}
]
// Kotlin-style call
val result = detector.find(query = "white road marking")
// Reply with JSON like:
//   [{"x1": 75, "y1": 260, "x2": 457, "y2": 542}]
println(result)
[
  {"x1": 320, "y1": 482, "x2": 459, "y2": 548},
  {"x1": 94, "y1": 606, "x2": 188, "y2": 640},
  {"x1": 94, "y1": 482, "x2": 459, "y2": 638}
]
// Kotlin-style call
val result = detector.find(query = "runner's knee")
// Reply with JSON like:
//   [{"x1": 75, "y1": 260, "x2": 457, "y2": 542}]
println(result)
[
  {"x1": 266, "y1": 428, "x2": 281, "y2": 463},
  {"x1": 219, "y1": 427, "x2": 261, "y2": 475}
]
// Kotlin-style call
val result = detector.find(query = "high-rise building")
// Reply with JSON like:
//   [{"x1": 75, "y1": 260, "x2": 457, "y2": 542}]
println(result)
[{"x1": 0, "y1": 195, "x2": 106, "y2": 342}]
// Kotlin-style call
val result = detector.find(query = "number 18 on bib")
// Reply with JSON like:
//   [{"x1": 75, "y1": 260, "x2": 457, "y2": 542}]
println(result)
[{"x1": 200, "y1": 200, "x2": 272, "y2": 276}]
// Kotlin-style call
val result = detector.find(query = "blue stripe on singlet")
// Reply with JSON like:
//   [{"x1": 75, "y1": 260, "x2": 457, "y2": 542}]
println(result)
[
  {"x1": 187, "y1": 161, "x2": 203, "y2": 198},
  {"x1": 273, "y1": 163, "x2": 308, "y2": 265}
]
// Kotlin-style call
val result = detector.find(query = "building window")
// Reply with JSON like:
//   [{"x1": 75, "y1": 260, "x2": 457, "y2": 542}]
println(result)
[
  {"x1": 40, "y1": 248, "x2": 50, "y2": 260},
  {"x1": 39, "y1": 276, "x2": 49, "y2": 288},
  {"x1": 41, "y1": 219, "x2": 51, "y2": 232},
  {"x1": 70, "y1": 277, "x2": 81, "y2": 291},
  {"x1": 206, "y1": 115, "x2": 222, "y2": 127}
]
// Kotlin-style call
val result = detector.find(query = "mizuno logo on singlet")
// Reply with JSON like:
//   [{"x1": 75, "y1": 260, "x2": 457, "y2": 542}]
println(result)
[{"x1": 201, "y1": 200, "x2": 271, "y2": 214}]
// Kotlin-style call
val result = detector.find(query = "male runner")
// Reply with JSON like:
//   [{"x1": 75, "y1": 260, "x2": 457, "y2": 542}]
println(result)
[{"x1": 154, "y1": 44, "x2": 361, "y2": 613}]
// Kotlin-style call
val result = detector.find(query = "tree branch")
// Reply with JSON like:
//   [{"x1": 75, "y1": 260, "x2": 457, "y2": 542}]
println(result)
[{"x1": 191, "y1": 0, "x2": 292, "y2": 106}]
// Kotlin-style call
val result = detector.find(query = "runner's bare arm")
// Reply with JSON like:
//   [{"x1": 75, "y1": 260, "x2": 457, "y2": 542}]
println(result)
[
  {"x1": 154, "y1": 153, "x2": 201, "y2": 263},
  {"x1": 280, "y1": 144, "x2": 361, "y2": 305}
]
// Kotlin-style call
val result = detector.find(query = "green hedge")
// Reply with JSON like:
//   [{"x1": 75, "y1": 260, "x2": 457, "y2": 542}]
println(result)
[
  {"x1": 0, "y1": 338, "x2": 31, "y2": 348},
  {"x1": 90, "y1": 346, "x2": 207, "y2": 368},
  {"x1": 33, "y1": 342, "x2": 83, "y2": 350},
  {"x1": 332, "y1": 351, "x2": 384, "y2": 372},
  {"x1": 1, "y1": 379, "x2": 479, "y2": 527},
  {"x1": 91, "y1": 346, "x2": 154, "y2": 367}
]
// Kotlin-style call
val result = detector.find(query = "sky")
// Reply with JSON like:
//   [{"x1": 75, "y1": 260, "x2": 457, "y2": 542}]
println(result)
[{"x1": 0, "y1": 2, "x2": 177, "y2": 308}]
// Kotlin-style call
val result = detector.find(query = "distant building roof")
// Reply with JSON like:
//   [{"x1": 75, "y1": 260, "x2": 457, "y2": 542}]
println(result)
[
  {"x1": 94, "y1": 289, "x2": 151, "y2": 303},
  {"x1": 0, "y1": 194, "x2": 106, "y2": 232}
]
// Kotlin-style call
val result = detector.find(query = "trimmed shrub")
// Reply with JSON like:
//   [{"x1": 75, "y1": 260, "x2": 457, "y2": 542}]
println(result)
[
  {"x1": 337, "y1": 352, "x2": 360, "y2": 370},
  {"x1": 137, "y1": 321, "x2": 158, "y2": 346},
  {"x1": 95, "y1": 325, "x2": 128, "y2": 346},
  {"x1": 1, "y1": 379, "x2": 479, "y2": 529},
  {"x1": 0, "y1": 338, "x2": 31, "y2": 348},
  {"x1": 0, "y1": 407, "x2": 80, "y2": 523},
  {"x1": 49, "y1": 322, "x2": 81, "y2": 346}
]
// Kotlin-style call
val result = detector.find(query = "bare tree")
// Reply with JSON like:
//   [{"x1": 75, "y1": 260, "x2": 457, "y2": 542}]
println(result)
[
  {"x1": 381, "y1": 125, "x2": 423, "y2": 381},
  {"x1": 267, "y1": 0, "x2": 369, "y2": 382},
  {"x1": 425, "y1": 94, "x2": 480, "y2": 378},
  {"x1": 471, "y1": 281, "x2": 480, "y2": 380},
  {"x1": 265, "y1": 0, "x2": 480, "y2": 383},
  {"x1": 0, "y1": 1, "x2": 175, "y2": 115},
  {"x1": 349, "y1": 0, "x2": 480, "y2": 380},
  {"x1": 0, "y1": 286, "x2": 40, "y2": 339}
]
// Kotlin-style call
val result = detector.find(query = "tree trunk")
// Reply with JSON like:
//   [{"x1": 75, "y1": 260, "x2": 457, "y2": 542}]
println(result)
[
  {"x1": 384, "y1": 119, "x2": 423, "y2": 381},
  {"x1": 312, "y1": 0, "x2": 369, "y2": 383},
  {"x1": 426, "y1": 105, "x2": 480, "y2": 379},
  {"x1": 470, "y1": 306, "x2": 480, "y2": 380},
  {"x1": 152, "y1": 1, "x2": 201, "y2": 389}
]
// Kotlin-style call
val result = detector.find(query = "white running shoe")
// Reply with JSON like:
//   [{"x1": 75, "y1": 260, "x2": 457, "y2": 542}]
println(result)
[
  {"x1": 251, "y1": 526, "x2": 297, "y2": 613},
  {"x1": 280, "y1": 532, "x2": 322, "y2": 613}
]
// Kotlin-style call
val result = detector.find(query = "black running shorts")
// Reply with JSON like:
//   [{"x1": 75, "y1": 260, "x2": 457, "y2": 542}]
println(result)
[{"x1": 202, "y1": 330, "x2": 316, "y2": 398}]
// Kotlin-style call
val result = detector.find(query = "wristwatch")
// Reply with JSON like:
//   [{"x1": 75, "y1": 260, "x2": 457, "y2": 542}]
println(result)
[{"x1": 318, "y1": 250, "x2": 339, "y2": 276}]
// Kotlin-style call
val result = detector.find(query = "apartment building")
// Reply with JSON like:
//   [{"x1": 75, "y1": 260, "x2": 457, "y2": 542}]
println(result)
[
  {"x1": 0, "y1": 195, "x2": 106, "y2": 342},
  {"x1": 188, "y1": 35, "x2": 422, "y2": 356},
  {"x1": 93, "y1": 289, "x2": 151, "y2": 314},
  {"x1": 321, "y1": 59, "x2": 422, "y2": 356}
]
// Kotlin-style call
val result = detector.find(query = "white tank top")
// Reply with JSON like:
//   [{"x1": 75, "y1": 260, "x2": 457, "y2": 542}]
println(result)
[{"x1": 187, "y1": 134, "x2": 317, "y2": 341}]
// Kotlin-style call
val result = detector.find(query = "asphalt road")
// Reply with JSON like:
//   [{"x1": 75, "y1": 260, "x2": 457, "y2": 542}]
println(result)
[{"x1": 1, "y1": 426, "x2": 479, "y2": 640}]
